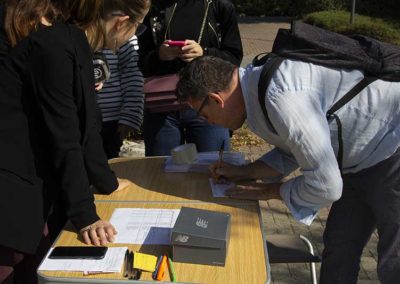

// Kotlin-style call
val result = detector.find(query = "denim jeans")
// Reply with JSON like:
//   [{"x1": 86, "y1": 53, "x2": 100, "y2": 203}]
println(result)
[
  {"x1": 320, "y1": 148, "x2": 400, "y2": 284},
  {"x1": 144, "y1": 109, "x2": 230, "y2": 156}
]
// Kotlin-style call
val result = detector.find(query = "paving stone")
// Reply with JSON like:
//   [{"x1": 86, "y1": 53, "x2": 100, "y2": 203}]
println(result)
[{"x1": 360, "y1": 256, "x2": 379, "y2": 281}]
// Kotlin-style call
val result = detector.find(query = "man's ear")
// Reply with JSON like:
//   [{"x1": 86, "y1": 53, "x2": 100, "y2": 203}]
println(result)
[{"x1": 209, "y1": 92, "x2": 224, "y2": 108}]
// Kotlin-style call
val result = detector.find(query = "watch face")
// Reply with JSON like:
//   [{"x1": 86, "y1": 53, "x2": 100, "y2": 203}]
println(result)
[{"x1": 93, "y1": 59, "x2": 111, "y2": 83}]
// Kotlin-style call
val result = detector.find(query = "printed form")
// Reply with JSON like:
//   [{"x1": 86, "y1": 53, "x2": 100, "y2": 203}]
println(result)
[
  {"x1": 110, "y1": 208, "x2": 180, "y2": 245},
  {"x1": 38, "y1": 247, "x2": 128, "y2": 272}
]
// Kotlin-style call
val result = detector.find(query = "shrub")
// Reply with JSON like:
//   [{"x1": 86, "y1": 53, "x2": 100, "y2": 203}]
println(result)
[
  {"x1": 303, "y1": 10, "x2": 400, "y2": 45},
  {"x1": 232, "y1": 0, "x2": 399, "y2": 19}
]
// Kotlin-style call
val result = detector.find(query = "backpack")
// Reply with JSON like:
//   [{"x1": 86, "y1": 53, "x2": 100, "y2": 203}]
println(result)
[{"x1": 253, "y1": 21, "x2": 400, "y2": 170}]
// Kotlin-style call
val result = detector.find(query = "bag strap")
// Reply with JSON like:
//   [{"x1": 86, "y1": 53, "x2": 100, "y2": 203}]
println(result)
[
  {"x1": 258, "y1": 56, "x2": 377, "y2": 172},
  {"x1": 326, "y1": 76, "x2": 377, "y2": 171},
  {"x1": 198, "y1": 0, "x2": 213, "y2": 44},
  {"x1": 163, "y1": 0, "x2": 212, "y2": 44},
  {"x1": 164, "y1": 2, "x2": 178, "y2": 41},
  {"x1": 327, "y1": 77, "x2": 378, "y2": 115},
  {"x1": 257, "y1": 53, "x2": 285, "y2": 134}
]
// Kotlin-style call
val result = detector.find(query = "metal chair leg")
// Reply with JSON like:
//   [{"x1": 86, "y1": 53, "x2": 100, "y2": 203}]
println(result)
[{"x1": 300, "y1": 235, "x2": 318, "y2": 284}]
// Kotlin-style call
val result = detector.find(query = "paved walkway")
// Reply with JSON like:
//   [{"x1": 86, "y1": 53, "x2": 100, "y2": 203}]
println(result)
[{"x1": 237, "y1": 17, "x2": 379, "y2": 283}]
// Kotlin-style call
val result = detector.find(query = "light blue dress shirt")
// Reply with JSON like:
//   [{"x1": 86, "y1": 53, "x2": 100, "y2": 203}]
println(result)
[{"x1": 239, "y1": 59, "x2": 400, "y2": 225}]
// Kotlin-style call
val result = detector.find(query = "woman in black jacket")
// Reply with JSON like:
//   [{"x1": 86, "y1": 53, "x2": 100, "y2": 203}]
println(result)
[
  {"x1": 139, "y1": 0, "x2": 243, "y2": 156},
  {"x1": 0, "y1": 0, "x2": 150, "y2": 283}
]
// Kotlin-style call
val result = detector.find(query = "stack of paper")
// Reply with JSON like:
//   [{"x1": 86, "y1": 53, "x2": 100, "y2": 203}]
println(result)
[
  {"x1": 165, "y1": 151, "x2": 246, "y2": 173},
  {"x1": 38, "y1": 247, "x2": 128, "y2": 273}
]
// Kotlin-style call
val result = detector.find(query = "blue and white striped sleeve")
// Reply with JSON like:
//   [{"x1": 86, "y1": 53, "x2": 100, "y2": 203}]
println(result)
[{"x1": 118, "y1": 36, "x2": 144, "y2": 131}]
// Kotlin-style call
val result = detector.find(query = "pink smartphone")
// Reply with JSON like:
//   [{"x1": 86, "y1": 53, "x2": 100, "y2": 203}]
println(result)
[{"x1": 166, "y1": 40, "x2": 186, "y2": 47}]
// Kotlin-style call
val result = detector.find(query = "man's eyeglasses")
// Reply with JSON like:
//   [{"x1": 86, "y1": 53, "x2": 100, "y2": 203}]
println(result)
[{"x1": 195, "y1": 95, "x2": 209, "y2": 117}]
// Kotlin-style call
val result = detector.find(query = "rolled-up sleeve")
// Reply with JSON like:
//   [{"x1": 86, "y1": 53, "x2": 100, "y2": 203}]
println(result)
[{"x1": 266, "y1": 89, "x2": 343, "y2": 225}]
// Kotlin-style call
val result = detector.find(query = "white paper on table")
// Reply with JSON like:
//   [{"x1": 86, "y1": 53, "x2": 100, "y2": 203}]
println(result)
[
  {"x1": 165, "y1": 151, "x2": 246, "y2": 173},
  {"x1": 209, "y1": 178, "x2": 235, "y2": 197},
  {"x1": 109, "y1": 208, "x2": 180, "y2": 245},
  {"x1": 38, "y1": 247, "x2": 128, "y2": 272}
]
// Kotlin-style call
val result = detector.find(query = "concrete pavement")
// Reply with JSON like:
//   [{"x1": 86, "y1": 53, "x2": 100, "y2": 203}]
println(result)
[{"x1": 237, "y1": 16, "x2": 379, "y2": 283}]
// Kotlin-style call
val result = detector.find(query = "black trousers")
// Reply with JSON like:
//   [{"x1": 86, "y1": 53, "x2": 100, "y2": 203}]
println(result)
[
  {"x1": 320, "y1": 149, "x2": 400, "y2": 284},
  {"x1": 101, "y1": 120, "x2": 122, "y2": 159}
]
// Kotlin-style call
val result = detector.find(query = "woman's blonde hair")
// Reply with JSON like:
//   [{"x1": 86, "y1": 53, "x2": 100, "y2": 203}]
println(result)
[{"x1": 68, "y1": 0, "x2": 151, "y2": 51}]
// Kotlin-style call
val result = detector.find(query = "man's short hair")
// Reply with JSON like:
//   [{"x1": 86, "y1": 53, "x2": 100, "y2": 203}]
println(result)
[{"x1": 176, "y1": 56, "x2": 236, "y2": 102}]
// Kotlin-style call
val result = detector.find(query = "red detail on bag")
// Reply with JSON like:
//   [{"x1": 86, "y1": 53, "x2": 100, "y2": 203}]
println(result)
[{"x1": 143, "y1": 74, "x2": 189, "y2": 113}]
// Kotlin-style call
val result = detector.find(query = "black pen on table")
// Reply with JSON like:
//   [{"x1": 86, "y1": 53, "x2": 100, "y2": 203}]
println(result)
[
  {"x1": 128, "y1": 251, "x2": 134, "y2": 279},
  {"x1": 123, "y1": 249, "x2": 129, "y2": 277}
]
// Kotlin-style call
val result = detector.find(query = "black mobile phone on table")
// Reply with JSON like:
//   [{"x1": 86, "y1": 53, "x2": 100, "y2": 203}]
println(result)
[{"x1": 49, "y1": 246, "x2": 108, "y2": 259}]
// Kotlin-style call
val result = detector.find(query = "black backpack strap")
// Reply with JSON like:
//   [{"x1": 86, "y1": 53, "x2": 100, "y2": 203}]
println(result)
[
  {"x1": 258, "y1": 54, "x2": 285, "y2": 134},
  {"x1": 327, "y1": 77, "x2": 378, "y2": 115},
  {"x1": 326, "y1": 76, "x2": 377, "y2": 171}
]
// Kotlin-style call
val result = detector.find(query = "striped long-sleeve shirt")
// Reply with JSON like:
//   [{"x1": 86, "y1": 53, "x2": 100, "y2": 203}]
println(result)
[{"x1": 96, "y1": 36, "x2": 144, "y2": 131}]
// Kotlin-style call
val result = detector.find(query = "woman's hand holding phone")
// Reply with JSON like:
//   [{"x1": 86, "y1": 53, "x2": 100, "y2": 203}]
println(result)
[
  {"x1": 179, "y1": 40, "x2": 204, "y2": 62},
  {"x1": 159, "y1": 39, "x2": 204, "y2": 62},
  {"x1": 159, "y1": 40, "x2": 185, "y2": 61}
]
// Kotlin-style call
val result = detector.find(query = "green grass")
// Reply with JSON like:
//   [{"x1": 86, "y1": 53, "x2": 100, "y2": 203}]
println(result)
[{"x1": 303, "y1": 10, "x2": 400, "y2": 46}]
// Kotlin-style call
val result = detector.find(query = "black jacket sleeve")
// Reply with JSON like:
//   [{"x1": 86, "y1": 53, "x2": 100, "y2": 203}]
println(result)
[
  {"x1": 28, "y1": 26, "x2": 100, "y2": 230},
  {"x1": 204, "y1": 0, "x2": 243, "y2": 66},
  {"x1": 83, "y1": 101, "x2": 119, "y2": 194}
]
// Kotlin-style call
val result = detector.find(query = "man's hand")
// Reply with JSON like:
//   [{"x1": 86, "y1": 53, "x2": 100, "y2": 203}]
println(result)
[
  {"x1": 226, "y1": 182, "x2": 282, "y2": 200},
  {"x1": 179, "y1": 40, "x2": 203, "y2": 62},
  {"x1": 209, "y1": 161, "x2": 250, "y2": 183},
  {"x1": 115, "y1": 178, "x2": 132, "y2": 192},
  {"x1": 80, "y1": 220, "x2": 117, "y2": 246}
]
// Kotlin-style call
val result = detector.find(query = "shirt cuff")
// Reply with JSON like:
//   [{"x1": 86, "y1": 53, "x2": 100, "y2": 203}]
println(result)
[{"x1": 280, "y1": 180, "x2": 318, "y2": 226}]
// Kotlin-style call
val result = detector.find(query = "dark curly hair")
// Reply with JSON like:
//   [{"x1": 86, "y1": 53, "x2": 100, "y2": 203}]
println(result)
[{"x1": 176, "y1": 56, "x2": 236, "y2": 102}]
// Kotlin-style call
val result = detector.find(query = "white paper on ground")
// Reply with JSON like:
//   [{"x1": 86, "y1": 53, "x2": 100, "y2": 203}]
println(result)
[
  {"x1": 209, "y1": 178, "x2": 235, "y2": 197},
  {"x1": 38, "y1": 247, "x2": 128, "y2": 272},
  {"x1": 109, "y1": 208, "x2": 180, "y2": 245}
]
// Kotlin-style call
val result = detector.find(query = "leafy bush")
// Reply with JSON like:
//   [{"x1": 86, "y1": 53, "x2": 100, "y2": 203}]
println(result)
[
  {"x1": 303, "y1": 10, "x2": 400, "y2": 45},
  {"x1": 232, "y1": 0, "x2": 399, "y2": 19}
]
